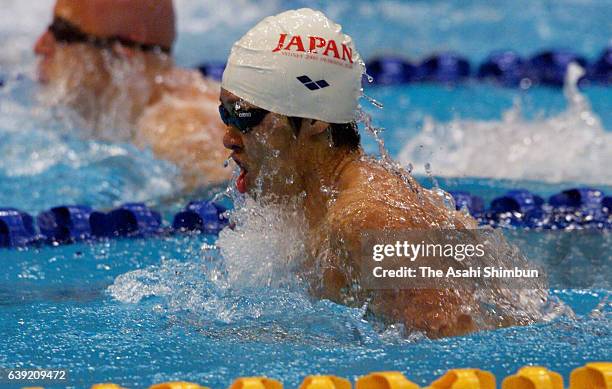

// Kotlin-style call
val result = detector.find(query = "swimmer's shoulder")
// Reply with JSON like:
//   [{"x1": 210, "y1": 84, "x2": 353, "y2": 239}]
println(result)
[
  {"x1": 330, "y1": 162, "x2": 423, "y2": 231},
  {"x1": 153, "y1": 67, "x2": 220, "y2": 103},
  {"x1": 136, "y1": 67, "x2": 221, "y2": 138},
  {"x1": 325, "y1": 190, "x2": 392, "y2": 255},
  {"x1": 135, "y1": 67, "x2": 230, "y2": 189},
  {"x1": 138, "y1": 67, "x2": 224, "y2": 132},
  {"x1": 136, "y1": 69, "x2": 224, "y2": 149},
  {"x1": 333, "y1": 160, "x2": 476, "y2": 230}
]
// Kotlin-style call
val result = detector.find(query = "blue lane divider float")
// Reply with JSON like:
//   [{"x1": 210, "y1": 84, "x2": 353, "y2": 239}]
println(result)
[
  {"x1": 364, "y1": 56, "x2": 417, "y2": 85},
  {"x1": 0, "y1": 208, "x2": 37, "y2": 247},
  {"x1": 1, "y1": 188, "x2": 611, "y2": 249},
  {"x1": 488, "y1": 189, "x2": 545, "y2": 228},
  {"x1": 196, "y1": 45, "x2": 612, "y2": 86},
  {"x1": 90, "y1": 203, "x2": 162, "y2": 238},
  {"x1": 367, "y1": 48, "x2": 604, "y2": 86},
  {"x1": 37, "y1": 205, "x2": 93, "y2": 243},
  {"x1": 477, "y1": 50, "x2": 527, "y2": 86},
  {"x1": 603, "y1": 196, "x2": 612, "y2": 213},
  {"x1": 546, "y1": 188, "x2": 606, "y2": 229},
  {"x1": 548, "y1": 187, "x2": 603, "y2": 209},
  {"x1": 527, "y1": 50, "x2": 588, "y2": 86},
  {"x1": 448, "y1": 187, "x2": 611, "y2": 230},
  {"x1": 197, "y1": 62, "x2": 227, "y2": 82},
  {"x1": 448, "y1": 191, "x2": 485, "y2": 219},
  {"x1": 172, "y1": 200, "x2": 229, "y2": 234},
  {"x1": 588, "y1": 46, "x2": 612, "y2": 84},
  {"x1": 418, "y1": 52, "x2": 471, "y2": 83}
]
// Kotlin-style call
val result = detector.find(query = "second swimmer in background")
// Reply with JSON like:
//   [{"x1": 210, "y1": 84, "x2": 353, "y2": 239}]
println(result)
[{"x1": 35, "y1": 0, "x2": 230, "y2": 189}]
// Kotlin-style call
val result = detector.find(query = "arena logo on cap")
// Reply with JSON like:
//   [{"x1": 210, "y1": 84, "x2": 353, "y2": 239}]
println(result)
[{"x1": 272, "y1": 34, "x2": 354, "y2": 65}]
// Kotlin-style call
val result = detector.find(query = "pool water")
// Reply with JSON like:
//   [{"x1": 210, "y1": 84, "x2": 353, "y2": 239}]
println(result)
[
  {"x1": 0, "y1": 234, "x2": 610, "y2": 388},
  {"x1": 0, "y1": 0, "x2": 611, "y2": 388}
]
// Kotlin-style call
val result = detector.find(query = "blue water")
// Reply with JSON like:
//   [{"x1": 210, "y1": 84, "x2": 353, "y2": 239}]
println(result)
[
  {"x1": 1, "y1": 0, "x2": 611, "y2": 388},
  {"x1": 0, "y1": 234, "x2": 610, "y2": 388},
  {"x1": 171, "y1": 0, "x2": 612, "y2": 65}
]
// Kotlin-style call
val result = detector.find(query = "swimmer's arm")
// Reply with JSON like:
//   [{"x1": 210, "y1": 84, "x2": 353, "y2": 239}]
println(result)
[
  {"x1": 327, "y1": 210, "x2": 476, "y2": 338},
  {"x1": 368, "y1": 288, "x2": 476, "y2": 338},
  {"x1": 136, "y1": 94, "x2": 231, "y2": 190}
]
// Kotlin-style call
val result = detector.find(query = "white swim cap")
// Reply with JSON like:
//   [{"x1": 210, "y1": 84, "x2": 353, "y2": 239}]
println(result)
[{"x1": 221, "y1": 8, "x2": 365, "y2": 124}]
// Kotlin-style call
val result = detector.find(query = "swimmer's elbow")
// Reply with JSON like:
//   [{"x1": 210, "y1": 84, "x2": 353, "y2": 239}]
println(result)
[
  {"x1": 374, "y1": 288, "x2": 478, "y2": 338},
  {"x1": 403, "y1": 307, "x2": 476, "y2": 338}
]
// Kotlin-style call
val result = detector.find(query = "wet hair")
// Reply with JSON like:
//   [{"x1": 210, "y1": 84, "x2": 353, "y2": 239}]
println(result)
[{"x1": 287, "y1": 117, "x2": 360, "y2": 151}]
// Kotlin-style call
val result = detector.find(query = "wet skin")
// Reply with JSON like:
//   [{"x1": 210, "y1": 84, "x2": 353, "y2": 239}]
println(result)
[
  {"x1": 221, "y1": 88, "x2": 481, "y2": 338},
  {"x1": 34, "y1": 0, "x2": 230, "y2": 189},
  {"x1": 35, "y1": 0, "x2": 175, "y2": 84}
]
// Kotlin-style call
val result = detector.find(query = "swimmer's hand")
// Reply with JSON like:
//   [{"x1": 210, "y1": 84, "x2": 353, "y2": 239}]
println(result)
[
  {"x1": 314, "y1": 261, "x2": 477, "y2": 338},
  {"x1": 371, "y1": 289, "x2": 476, "y2": 338},
  {"x1": 314, "y1": 232, "x2": 478, "y2": 338}
]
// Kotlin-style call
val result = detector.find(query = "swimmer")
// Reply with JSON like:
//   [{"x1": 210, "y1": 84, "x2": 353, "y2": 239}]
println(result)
[
  {"x1": 218, "y1": 9, "x2": 492, "y2": 338},
  {"x1": 34, "y1": 0, "x2": 230, "y2": 189}
]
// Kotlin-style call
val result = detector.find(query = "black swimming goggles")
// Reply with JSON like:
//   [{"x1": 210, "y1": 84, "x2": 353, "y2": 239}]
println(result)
[
  {"x1": 218, "y1": 104, "x2": 270, "y2": 134},
  {"x1": 48, "y1": 16, "x2": 171, "y2": 54}
]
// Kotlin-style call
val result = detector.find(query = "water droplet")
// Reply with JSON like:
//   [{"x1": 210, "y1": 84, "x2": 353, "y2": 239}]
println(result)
[
  {"x1": 362, "y1": 93, "x2": 384, "y2": 109},
  {"x1": 519, "y1": 78, "x2": 532, "y2": 89}
]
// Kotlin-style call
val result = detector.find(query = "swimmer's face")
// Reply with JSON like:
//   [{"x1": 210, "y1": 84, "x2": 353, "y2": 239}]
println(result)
[
  {"x1": 33, "y1": 30, "x2": 57, "y2": 84},
  {"x1": 34, "y1": 31, "x2": 108, "y2": 91},
  {"x1": 35, "y1": 1, "x2": 95, "y2": 84},
  {"x1": 34, "y1": 2, "x2": 109, "y2": 86},
  {"x1": 221, "y1": 89, "x2": 304, "y2": 200}
]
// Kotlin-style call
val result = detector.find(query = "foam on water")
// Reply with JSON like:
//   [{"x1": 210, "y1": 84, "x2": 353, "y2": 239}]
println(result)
[
  {"x1": 106, "y1": 256, "x2": 394, "y2": 344},
  {"x1": 399, "y1": 64, "x2": 612, "y2": 185},
  {"x1": 217, "y1": 198, "x2": 309, "y2": 289},
  {"x1": 107, "y1": 187, "x2": 312, "y2": 321},
  {"x1": 107, "y1": 259, "x2": 238, "y2": 325}
]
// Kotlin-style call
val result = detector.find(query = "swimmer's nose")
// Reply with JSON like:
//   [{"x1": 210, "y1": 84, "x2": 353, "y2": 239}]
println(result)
[
  {"x1": 223, "y1": 127, "x2": 244, "y2": 152},
  {"x1": 34, "y1": 31, "x2": 55, "y2": 56}
]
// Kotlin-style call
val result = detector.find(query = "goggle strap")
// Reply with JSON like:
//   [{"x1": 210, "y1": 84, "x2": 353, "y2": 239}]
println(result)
[{"x1": 48, "y1": 16, "x2": 171, "y2": 54}]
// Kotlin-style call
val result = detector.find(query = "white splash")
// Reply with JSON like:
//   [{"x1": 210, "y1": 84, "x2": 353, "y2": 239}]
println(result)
[
  {"x1": 107, "y1": 266, "x2": 174, "y2": 304},
  {"x1": 399, "y1": 64, "x2": 612, "y2": 185},
  {"x1": 216, "y1": 196, "x2": 309, "y2": 290}
]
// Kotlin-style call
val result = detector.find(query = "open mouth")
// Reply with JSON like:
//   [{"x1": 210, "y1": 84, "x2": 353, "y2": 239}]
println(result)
[
  {"x1": 37, "y1": 59, "x2": 51, "y2": 84},
  {"x1": 232, "y1": 155, "x2": 249, "y2": 194}
]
